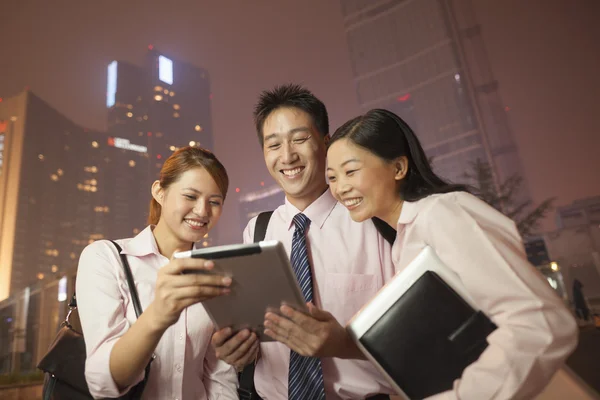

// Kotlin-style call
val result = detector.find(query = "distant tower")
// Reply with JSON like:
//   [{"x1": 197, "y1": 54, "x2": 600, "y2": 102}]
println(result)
[
  {"x1": 106, "y1": 47, "x2": 219, "y2": 242},
  {"x1": 340, "y1": 0, "x2": 529, "y2": 202}
]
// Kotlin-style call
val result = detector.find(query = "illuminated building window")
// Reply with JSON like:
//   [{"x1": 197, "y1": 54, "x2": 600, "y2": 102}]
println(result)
[
  {"x1": 154, "y1": 85, "x2": 163, "y2": 92},
  {"x1": 173, "y1": 104, "x2": 180, "y2": 110},
  {"x1": 154, "y1": 94, "x2": 163, "y2": 101},
  {"x1": 91, "y1": 141, "x2": 99, "y2": 148},
  {"x1": 57, "y1": 169, "x2": 64, "y2": 176},
  {"x1": 159, "y1": 56, "x2": 173, "y2": 84},
  {"x1": 143, "y1": 115, "x2": 148, "y2": 120},
  {"x1": 173, "y1": 112, "x2": 180, "y2": 118},
  {"x1": 169, "y1": 91, "x2": 175, "y2": 97},
  {"x1": 203, "y1": 241, "x2": 208, "y2": 247},
  {"x1": 129, "y1": 160, "x2": 136, "y2": 167},
  {"x1": 189, "y1": 141, "x2": 196, "y2": 146},
  {"x1": 91, "y1": 186, "x2": 98, "y2": 193},
  {"x1": 138, "y1": 131, "x2": 144, "y2": 136},
  {"x1": 127, "y1": 104, "x2": 133, "y2": 109},
  {"x1": 164, "y1": 89, "x2": 169, "y2": 95},
  {"x1": 38, "y1": 154, "x2": 45, "y2": 160},
  {"x1": 169, "y1": 145, "x2": 176, "y2": 151},
  {"x1": 155, "y1": 132, "x2": 163, "y2": 138},
  {"x1": 133, "y1": 228, "x2": 140, "y2": 234},
  {"x1": 195, "y1": 125, "x2": 202, "y2": 132},
  {"x1": 37, "y1": 273, "x2": 45, "y2": 280},
  {"x1": 127, "y1": 112, "x2": 133, "y2": 118},
  {"x1": 84, "y1": 166, "x2": 98, "y2": 173},
  {"x1": 70, "y1": 252, "x2": 76, "y2": 259},
  {"x1": 50, "y1": 174, "x2": 59, "y2": 181},
  {"x1": 51, "y1": 265, "x2": 58, "y2": 273},
  {"x1": 10, "y1": 116, "x2": 17, "y2": 122}
]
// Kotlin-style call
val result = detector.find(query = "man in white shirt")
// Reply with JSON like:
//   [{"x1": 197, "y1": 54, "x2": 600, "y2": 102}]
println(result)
[{"x1": 211, "y1": 84, "x2": 396, "y2": 400}]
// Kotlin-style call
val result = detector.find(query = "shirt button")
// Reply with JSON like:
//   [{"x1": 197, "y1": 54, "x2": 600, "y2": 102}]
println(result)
[
  {"x1": 179, "y1": 333, "x2": 184, "y2": 341},
  {"x1": 176, "y1": 363, "x2": 182, "y2": 373}
]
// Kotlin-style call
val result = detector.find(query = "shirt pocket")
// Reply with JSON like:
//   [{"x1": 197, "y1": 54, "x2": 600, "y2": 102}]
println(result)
[{"x1": 322, "y1": 272, "x2": 381, "y2": 325}]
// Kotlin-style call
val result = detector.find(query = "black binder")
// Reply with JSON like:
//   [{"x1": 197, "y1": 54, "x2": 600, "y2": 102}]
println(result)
[{"x1": 347, "y1": 247, "x2": 497, "y2": 399}]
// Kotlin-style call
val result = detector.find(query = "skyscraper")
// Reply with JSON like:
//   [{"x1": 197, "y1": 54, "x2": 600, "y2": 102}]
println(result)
[
  {"x1": 0, "y1": 91, "x2": 152, "y2": 300},
  {"x1": 340, "y1": 0, "x2": 528, "y2": 194},
  {"x1": 106, "y1": 47, "x2": 218, "y2": 242}
]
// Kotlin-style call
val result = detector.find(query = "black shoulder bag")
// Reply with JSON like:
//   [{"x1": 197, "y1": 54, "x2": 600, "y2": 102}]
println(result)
[{"x1": 37, "y1": 240, "x2": 153, "y2": 400}]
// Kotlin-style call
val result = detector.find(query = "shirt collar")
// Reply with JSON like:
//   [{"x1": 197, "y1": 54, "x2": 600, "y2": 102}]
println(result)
[
  {"x1": 120, "y1": 225, "x2": 161, "y2": 257},
  {"x1": 397, "y1": 199, "x2": 420, "y2": 227},
  {"x1": 283, "y1": 189, "x2": 337, "y2": 231}
]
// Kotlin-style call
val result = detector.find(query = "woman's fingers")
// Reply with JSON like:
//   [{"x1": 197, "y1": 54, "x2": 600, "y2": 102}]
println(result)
[
  {"x1": 171, "y1": 285, "x2": 230, "y2": 301},
  {"x1": 164, "y1": 273, "x2": 232, "y2": 289}
]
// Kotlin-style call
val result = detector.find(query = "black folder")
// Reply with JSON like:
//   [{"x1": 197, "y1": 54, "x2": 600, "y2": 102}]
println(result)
[{"x1": 347, "y1": 247, "x2": 497, "y2": 399}]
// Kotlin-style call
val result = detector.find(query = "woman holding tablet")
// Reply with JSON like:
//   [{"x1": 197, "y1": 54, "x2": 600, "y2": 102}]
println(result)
[
  {"x1": 322, "y1": 109, "x2": 578, "y2": 399},
  {"x1": 76, "y1": 146, "x2": 238, "y2": 399}
]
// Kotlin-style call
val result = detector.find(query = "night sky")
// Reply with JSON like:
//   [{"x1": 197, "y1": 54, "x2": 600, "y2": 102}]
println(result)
[{"x1": 1, "y1": 0, "x2": 599, "y2": 243}]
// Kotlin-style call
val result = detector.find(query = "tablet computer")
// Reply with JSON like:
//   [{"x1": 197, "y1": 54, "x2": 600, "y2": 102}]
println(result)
[{"x1": 174, "y1": 240, "x2": 307, "y2": 341}]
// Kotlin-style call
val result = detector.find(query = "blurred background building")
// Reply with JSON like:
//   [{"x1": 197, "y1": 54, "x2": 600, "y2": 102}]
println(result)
[{"x1": 340, "y1": 0, "x2": 529, "y2": 201}]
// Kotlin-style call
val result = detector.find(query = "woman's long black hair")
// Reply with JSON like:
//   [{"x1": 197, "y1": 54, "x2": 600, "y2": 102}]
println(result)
[{"x1": 329, "y1": 109, "x2": 469, "y2": 202}]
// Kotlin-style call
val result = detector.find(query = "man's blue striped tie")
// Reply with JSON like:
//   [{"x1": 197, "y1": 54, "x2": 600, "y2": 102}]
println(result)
[{"x1": 288, "y1": 213, "x2": 326, "y2": 400}]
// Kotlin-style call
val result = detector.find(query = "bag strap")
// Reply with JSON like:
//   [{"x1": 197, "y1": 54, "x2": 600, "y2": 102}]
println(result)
[
  {"x1": 253, "y1": 211, "x2": 273, "y2": 243},
  {"x1": 109, "y1": 240, "x2": 144, "y2": 318},
  {"x1": 371, "y1": 216, "x2": 396, "y2": 245},
  {"x1": 68, "y1": 293, "x2": 77, "y2": 308}
]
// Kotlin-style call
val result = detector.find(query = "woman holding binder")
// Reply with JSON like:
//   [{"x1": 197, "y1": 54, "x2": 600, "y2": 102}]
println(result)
[
  {"x1": 322, "y1": 109, "x2": 579, "y2": 399},
  {"x1": 76, "y1": 146, "x2": 238, "y2": 399}
]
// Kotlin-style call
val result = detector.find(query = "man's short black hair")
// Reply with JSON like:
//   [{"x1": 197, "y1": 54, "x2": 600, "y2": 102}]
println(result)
[{"x1": 253, "y1": 84, "x2": 329, "y2": 146}]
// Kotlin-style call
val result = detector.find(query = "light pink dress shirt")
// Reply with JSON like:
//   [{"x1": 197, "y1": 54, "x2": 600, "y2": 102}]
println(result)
[
  {"x1": 392, "y1": 192, "x2": 578, "y2": 400},
  {"x1": 243, "y1": 190, "x2": 396, "y2": 400},
  {"x1": 76, "y1": 226, "x2": 238, "y2": 400}
]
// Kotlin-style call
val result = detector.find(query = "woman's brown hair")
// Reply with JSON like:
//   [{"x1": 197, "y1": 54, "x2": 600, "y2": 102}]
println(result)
[{"x1": 148, "y1": 146, "x2": 229, "y2": 225}]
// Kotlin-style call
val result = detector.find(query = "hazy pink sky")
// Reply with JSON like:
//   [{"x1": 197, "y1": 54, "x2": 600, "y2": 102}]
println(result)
[{"x1": 1, "y1": 0, "x2": 599, "y2": 242}]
